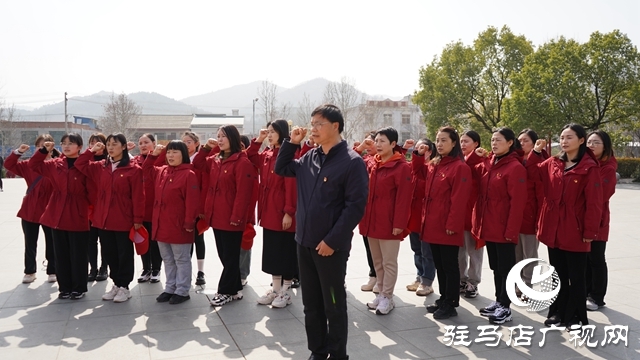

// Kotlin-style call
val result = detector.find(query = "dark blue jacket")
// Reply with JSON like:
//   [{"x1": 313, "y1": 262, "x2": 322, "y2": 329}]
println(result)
[{"x1": 275, "y1": 139, "x2": 368, "y2": 251}]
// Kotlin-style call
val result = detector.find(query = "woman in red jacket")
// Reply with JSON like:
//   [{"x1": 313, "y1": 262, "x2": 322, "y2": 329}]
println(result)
[
  {"x1": 407, "y1": 138, "x2": 436, "y2": 297},
  {"x1": 515, "y1": 129, "x2": 547, "y2": 298},
  {"x1": 76, "y1": 133, "x2": 145, "y2": 304},
  {"x1": 529, "y1": 124, "x2": 603, "y2": 328},
  {"x1": 28, "y1": 133, "x2": 90, "y2": 300},
  {"x1": 472, "y1": 127, "x2": 527, "y2": 325},
  {"x1": 585, "y1": 130, "x2": 617, "y2": 312},
  {"x1": 247, "y1": 119, "x2": 299, "y2": 308},
  {"x1": 132, "y1": 133, "x2": 162, "y2": 284},
  {"x1": 86, "y1": 133, "x2": 109, "y2": 282},
  {"x1": 416, "y1": 126, "x2": 471, "y2": 319},
  {"x1": 143, "y1": 141, "x2": 199, "y2": 305},
  {"x1": 359, "y1": 127, "x2": 412, "y2": 315},
  {"x1": 458, "y1": 130, "x2": 484, "y2": 299},
  {"x1": 193, "y1": 125, "x2": 257, "y2": 306},
  {"x1": 5, "y1": 135, "x2": 57, "y2": 284}
]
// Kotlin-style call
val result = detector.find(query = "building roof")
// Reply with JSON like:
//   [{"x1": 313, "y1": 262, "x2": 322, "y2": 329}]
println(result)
[
  {"x1": 191, "y1": 114, "x2": 244, "y2": 127},
  {"x1": 135, "y1": 115, "x2": 193, "y2": 130}
]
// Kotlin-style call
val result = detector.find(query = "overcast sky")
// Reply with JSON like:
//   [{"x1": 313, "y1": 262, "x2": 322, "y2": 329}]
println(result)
[{"x1": 1, "y1": 0, "x2": 638, "y2": 108}]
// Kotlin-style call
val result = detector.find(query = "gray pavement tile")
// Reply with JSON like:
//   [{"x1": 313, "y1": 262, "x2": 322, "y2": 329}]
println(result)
[
  {"x1": 145, "y1": 306, "x2": 223, "y2": 334},
  {"x1": 242, "y1": 341, "x2": 310, "y2": 360},
  {"x1": 0, "y1": 302, "x2": 72, "y2": 326},
  {"x1": 213, "y1": 299, "x2": 297, "y2": 326},
  {"x1": 67, "y1": 297, "x2": 145, "y2": 320},
  {"x1": 225, "y1": 317, "x2": 307, "y2": 351},
  {"x1": 146, "y1": 325, "x2": 239, "y2": 359},
  {"x1": 0, "y1": 320, "x2": 67, "y2": 349},
  {"x1": 63, "y1": 313, "x2": 147, "y2": 342},
  {"x1": 56, "y1": 334, "x2": 150, "y2": 358}
]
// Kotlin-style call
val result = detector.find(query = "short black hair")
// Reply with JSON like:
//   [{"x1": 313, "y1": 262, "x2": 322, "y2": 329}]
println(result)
[
  {"x1": 89, "y1": 133, "x2": 106, "y2": 145},
  {"x1": 518, "y1": 128, "x2": 539, "y2": 144},
  {"x1": 240, "y1": 135, "x2": 250, "y2": 150},
  {"x1": 61, "y1": 133, "x2": 83, "y2": 147},
  {"x1": 588, "y1": 129, "x2": 614, "y2": 161},
  {"x1": 493, "y1": 127, "x2": 520, "y2": 153},
  {"x1": 105, "y1": 133, "x2": 131, "y2": 167},
  {"x1": 375, "y1": 126, "x2": 399, "y2": 146},
  {"x1": 311, "y1": 104, "x2": 344, "y2": 133},
  {"x1": 557, "y1": 123, "x2": 588, "y2": 163},
  {"x1": 268, "y1": 119, "x2": 291, "y2": 145},
  {"x1": 141, "y1": 133, "x2": 156, "y2": 143},
  {"x1": 166, "y1": 140, "x2": 190, "y2": 164},
  {"x1": 219, "y1": 125, "x2": 243, "y2": 156},
  {"x1": 461, "y1": 130, "x2": 481, "y2": 148}
]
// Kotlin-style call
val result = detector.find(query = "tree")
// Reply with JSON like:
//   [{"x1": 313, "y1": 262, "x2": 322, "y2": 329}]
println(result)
[
  {"x1": 322, "y1": 77, "x2": 368, "y2": 142},
  {"x1": 258, "y1": 80, "x2": 292, "y2": 130},
  {"x1": 294, "y1": 92, "x2": 315, "y2": 127},
  {"x1": 100, "y1": 93, "x2": 142, "y2": 140},
  {"x1": 414, "y1": 26, "x2": 533, "y2": 138},
  {"x1": 0, "y1": 97, "x2": 20, "y2": 149},
  {"x1": 507, "y1": 30, "x2": 640, "y2": 137}
]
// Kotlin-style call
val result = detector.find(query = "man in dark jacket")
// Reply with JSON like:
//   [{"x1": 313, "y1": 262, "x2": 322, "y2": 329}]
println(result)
[{"x1": 276, "y1": 104, "x2": 368, "y2": 360}]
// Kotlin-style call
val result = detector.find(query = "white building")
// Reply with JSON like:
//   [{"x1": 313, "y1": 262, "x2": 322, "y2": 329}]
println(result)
[{"x1": 349, "y1": 96, "x2": 425, "y2": 143}]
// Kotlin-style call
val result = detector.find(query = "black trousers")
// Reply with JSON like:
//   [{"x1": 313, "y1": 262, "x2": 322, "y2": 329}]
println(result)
[
  {"x1": 548, "y1": 247, "x2": 588, "y2": 325},
  {"x1": 298, "y1": 244, "x2": 349, "y2": 359},
  {"x1": 22, "y1": 220, "x2": 55, "y2": 275},
  {"x1": 586, "y1": 241, "x2": 607, "y2": 306},
  {"x1": 99, "y1": 229, "x2": 134, "y2": 289},
  {"x1": 362, "y1": 235, "x2": 376, "y2": 277},
  {"x1": 191, "y1": 230, "x2": 206, "y2": 260},
  {"x1": 486, "y1": 241, "x2": 516, "y2": 308},
  {"x1": 430, "y1": 243, "x2": 460, "y2": 307},
  {"x1": 51, "y1": 229, "x2": 89, "y2": 293},
  {"x1": 87, "y1": 225, "x2": 106, "y2": 271},
  {"x1": 140, "y1": 221, "x2": 162, "y2": 271},
  {"x1": 212, "y1": 229, "x2": 242, "y2": 295}
]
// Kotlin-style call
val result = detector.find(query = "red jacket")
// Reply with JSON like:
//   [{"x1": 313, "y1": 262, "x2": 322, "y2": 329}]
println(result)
[
  {"x1": 359, "y1": 153, "x2": 412, "y2": 240},
  {"x1": 528, "y1": 149, "x2": 603, "y2": 252},
  {"x1": 192, "y1": 147, "x2": 258, "y2": 232},
  {"x1": 132, "y1": 155, "x2": 160, "y2": 222},
  {"x1": 4, "y1": 152, "x2": 54, "y2": 224},
  {"x1": 408, "y1": 152, "x2": 427, "y2": 233},
  {"x1": 75, "y1": 150, "x2": 145, "y2": 232},
  {"x1": 143, "y1": 157, "x2": 200, "y2": 244},
  {"x1": 417, "y1": 156, "x2": 471, "y2": 246},
  {"x1": 246, "y1": 141, "x2": 297, "y2": 233},
  {"x1": 472, "y1": 151, "x2": 527, "y2": 244},
  {"x1": 28, "y1": 150, "x2": 90, "y2": 231},
  {"x1": 596, "y1": 156, "x2": 617, "y2": 241},
  {"x1": 86, "y1": 153, "x2": 107, "y2": 222},
  {"x1": 521, "y1": 150, "x2": 548, "y2": 235},
  {"x1": 464, "y1": 152, "x2": 483, "y2": 231}
]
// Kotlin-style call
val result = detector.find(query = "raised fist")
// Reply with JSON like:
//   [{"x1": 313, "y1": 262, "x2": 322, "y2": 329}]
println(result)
[
  {"x1": 18, "y1": 144, "x2": 30, "y2": 153},
  {"x1": 416, "y1": 143, "x2": 428, "y2": 156},
  {"x1": 152, "y1": 144, "x2": 164, "y2": 156},
  {"x1": 206, "y1": 138, "x2": 218, "y2": 149},
  {"x1": 257, "y1": 129, "x2": 268, "y2": 143},
  {"x1": 534, "y1": 139, "x2": 547, "y2": 153},
  {"x1": 475, "y1": 147, "x2": 489, "y2": 158},
  {"x1": 43, "y1": 141, "x2": 55, "y2": 152},
  {"x1": 91, "y1": 142, "x2": 105, "y2": 153},
  {"x1": 290, "y1": 127, "x2": 307, "y2": 144},
  {"x1": 127, "y1": 141, "x2": 136, "y2": 151},
  {"x1": 403, "y1": 139, "x2": 415, "y2": 149},
  {"x1": 362, "y1": 138, "x2": 374, "y2": 147}
]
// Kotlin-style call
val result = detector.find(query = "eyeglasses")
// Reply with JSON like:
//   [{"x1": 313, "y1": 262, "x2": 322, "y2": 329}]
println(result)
[
  {"x1": 309, "y1": 121, "x2": 330, "y2": 130},
  {"x1": 587, "y1": 141, "x2": 603, "y2": 146}
]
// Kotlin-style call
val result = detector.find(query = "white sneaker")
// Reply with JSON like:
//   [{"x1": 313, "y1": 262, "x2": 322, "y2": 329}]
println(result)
[
  {"x1": 361, "y1": 277, "x2": 376, "y2": 291},
  {"x1": 586, "y1": 298, "x2": 599, "y2": 311},
  {"x1": 113, "y1": 287, "x2": 132, "y2": 303},
  {"x1": 47, "y1": 274, "x2": 57, "y2": 283},
  {"x1": 416, "y1": 284, "x2": 434, "y2": 296},
  {"x1": 376, "y1": 296, "x2": 394, "y2": 315},
  {"x1": 22, "y1": 273, "x2": 37, "y2": 283},
  {"x1": 367, "y1": 294, "x2": 382, "y2": 310},
  {"x1": 102, "y1": 285, "x2": 120, "y2": 301},
  {"x1": 272, "y1": 291, "x2": 292, "y2": 308},
  {"x1": 406, "y1": 280, "x2": 420, "y2": 291},
  {"x1": 257, "y1": 290, "x2": 278, "y2": 305},
  {"x1": 241, "y1": 278, "x2": 248, "y2": 286}
]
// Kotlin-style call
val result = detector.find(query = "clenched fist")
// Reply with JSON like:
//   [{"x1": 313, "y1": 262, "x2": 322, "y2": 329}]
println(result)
[
  {"x1": 204, "y1": 138, "x2": 218, "y2": 150},
  {"x1": 17, "y1": 144, "x2": 30, "y2": 154},
  {"x1": 43, "y1": 142, "x2": 55, "y2": 152},
  {"x1": 290, "y1": 127, "x2": 307, "y2": 144},
  {"x1": 91, "y1": 142, "x2": 105, "y2": 153},
  {"x1": 257, "y1": 129, "x2": 269, "y2": 143},
  {"x1": 534, "y1": 139, "x2": 547, "y2": 153}
]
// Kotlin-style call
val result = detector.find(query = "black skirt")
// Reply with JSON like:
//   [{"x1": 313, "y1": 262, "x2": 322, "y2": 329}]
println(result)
[{"x1": 262, "y1": 229, "x2": 297, "y2": 278}]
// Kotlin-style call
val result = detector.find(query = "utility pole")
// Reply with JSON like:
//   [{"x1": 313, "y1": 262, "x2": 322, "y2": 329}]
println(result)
[
  {"x1": 64, "y1": 92, "x2": 68, "y2": 133},
  {"x1": 252, "y1": 98, "x2": 259, "y2": 135}
]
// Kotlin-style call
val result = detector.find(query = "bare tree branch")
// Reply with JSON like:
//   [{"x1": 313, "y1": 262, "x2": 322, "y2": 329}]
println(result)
[{"x1": 99, "y1": 93, "x2": 142, "y2": 140}]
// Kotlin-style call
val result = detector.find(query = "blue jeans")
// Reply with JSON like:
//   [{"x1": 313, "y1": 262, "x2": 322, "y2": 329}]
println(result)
[{"x1": 409, "y1": 232, "x2": 435, "y2": 286}]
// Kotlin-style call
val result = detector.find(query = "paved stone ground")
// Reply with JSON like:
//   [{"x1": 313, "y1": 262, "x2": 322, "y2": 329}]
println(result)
[{"x1": 0, "y1": 177, "x2": 638, "y2": 359}]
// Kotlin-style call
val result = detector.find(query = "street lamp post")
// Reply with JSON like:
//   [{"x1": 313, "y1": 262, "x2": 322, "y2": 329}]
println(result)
[{"x1": 252, "y1": 98, "x2": 259, "y2": 135}]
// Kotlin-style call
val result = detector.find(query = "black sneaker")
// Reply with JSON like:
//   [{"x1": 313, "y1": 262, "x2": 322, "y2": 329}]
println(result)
[
  {"x1": 150, "y1": 270, "x2": 161, "y2": 283},
  {"x1": 137, "y1": 270, "x2": 152, "y2": 283},
  {"x1": 464, "y1": 283, "x2": 478, "y2": 298},
  {"x1": 291, "y1": 278, "x2": 300, "y2": 288},
  {"x1": 426, "y1": 298, "x2": 443, "y2": 313},
  {"x1": 433, "y1": 303, "x2": 458, "y2": 319},
  {"x1": 195, "y1": 271, "x2": 206, "y2": 285},
  {"x1": 480, "y1": 301, "x2": 501, "y2": 317},
  {"x1": 459, "y1": 281, "x2": 467, "y2": 294},
  {"x1": 87, "y1": 268, "x2": 97, "y2": 282},
  {"x1": 489, "y1": 306, "x2": 512, "y2": 324},
  {"x1": 156, "y1": 292, "x2": 173, "y2": 302},
  {"x1": 58, "y1": 292, "x2": 71, "y2": 299},
  {"x1": 169, "y1": 294, "x2": 191, "y2": 304},
  {"x1": 544, "y1": 314, "x2": 562, "y2": 327},
  {"x1": 96, "y1": 266, "x2": 108, "y2": 282},
  {"x1": 70, "y1": 292, "x2": 85, "y2": 300}
]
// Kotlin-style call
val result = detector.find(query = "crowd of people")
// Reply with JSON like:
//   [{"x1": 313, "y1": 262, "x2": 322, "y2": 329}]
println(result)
[{"x1": 3, "y1": 103, "x2": 617, "y2": 360}]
